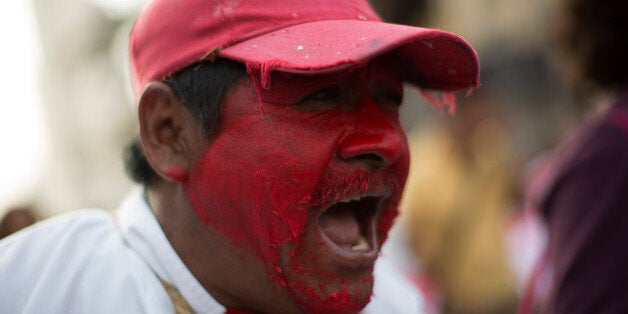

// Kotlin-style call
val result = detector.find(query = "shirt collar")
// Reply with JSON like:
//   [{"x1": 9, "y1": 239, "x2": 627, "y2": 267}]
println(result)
[{"x1": 117, "y1": 188, "x2": 226, "y2": 314}]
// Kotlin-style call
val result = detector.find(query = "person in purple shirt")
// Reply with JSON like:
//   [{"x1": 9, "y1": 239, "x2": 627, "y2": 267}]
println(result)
[{"x1": 521, "y1": 0, "x2": 628, "y2": 312}]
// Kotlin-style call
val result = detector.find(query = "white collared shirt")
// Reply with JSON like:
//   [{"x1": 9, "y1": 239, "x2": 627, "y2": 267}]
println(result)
[{"x1": 0, "y1": 189, "x2": 423, "y2": 313}]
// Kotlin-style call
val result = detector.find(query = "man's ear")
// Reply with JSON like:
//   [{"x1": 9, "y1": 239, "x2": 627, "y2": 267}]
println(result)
[{"x1": 138, "y1": 82, "x2": 205, "y2": 183}]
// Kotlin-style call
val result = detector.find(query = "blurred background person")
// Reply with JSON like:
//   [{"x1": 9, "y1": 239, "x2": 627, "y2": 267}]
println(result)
[
  {"x1": 0, "y1": 206, "x2": 39, "y2": 239},
  {"x1": 399, "y1": 89, "x2": 519, "y2": 314},
  {"x1": 518, "y1": 0, "x2": 628, "y2": 313}
]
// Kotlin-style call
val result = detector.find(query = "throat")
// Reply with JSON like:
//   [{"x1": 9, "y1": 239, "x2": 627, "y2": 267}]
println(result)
[{"x1": 318, "y1": 197, "x2": 377, "y2": 252}]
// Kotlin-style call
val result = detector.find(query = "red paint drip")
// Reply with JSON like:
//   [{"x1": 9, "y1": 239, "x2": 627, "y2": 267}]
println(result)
[
  {"x1": 165, "y1": 165, "x2": 188, "y2": 182},
  {"x1": 415, "y1": 87, "x2": 458, "y2": 114}
]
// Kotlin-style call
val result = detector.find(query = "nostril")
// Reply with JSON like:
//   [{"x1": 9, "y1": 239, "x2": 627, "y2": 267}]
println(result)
[
  {"x1": 357, "y1": 153, "x2": 384, "y2": 163},
  {"x1": 345, "y1": 153, "x2": 386, "y2": 168}
]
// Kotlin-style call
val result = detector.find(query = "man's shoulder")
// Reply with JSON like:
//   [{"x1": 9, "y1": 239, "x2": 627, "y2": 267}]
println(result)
[
  {"x1": 0, "y1": 208, "x2": 171, "y2": 313},
  {"x1": 0, "y1": 208, "x2": 118, "y2": 258},
  {"x1": 1, "y1": 208, "x2": 113, "y2": 249}
]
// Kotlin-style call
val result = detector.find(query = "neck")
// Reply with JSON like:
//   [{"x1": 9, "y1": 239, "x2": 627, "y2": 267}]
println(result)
[{"x1": 145, "y1": 181, "x2": 304, "y2": 314}]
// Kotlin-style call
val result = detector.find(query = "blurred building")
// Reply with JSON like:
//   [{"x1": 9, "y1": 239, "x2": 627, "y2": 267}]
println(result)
[{"x1": 29, "y1": 0, "x2": 147, "y2": 214}]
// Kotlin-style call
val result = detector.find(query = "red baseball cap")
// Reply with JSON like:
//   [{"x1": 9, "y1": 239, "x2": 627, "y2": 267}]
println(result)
[{"x1": 130, "y1": 0, "x2": 479, "y2": 97}]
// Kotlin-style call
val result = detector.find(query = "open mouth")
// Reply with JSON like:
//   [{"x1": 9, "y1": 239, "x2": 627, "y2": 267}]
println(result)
[{"x1": 317, "y1": 195, "x2": 381, "y2": 262}]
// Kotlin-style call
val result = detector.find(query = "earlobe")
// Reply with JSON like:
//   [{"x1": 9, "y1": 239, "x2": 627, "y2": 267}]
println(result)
[
  {"x1": 138, "y1": 82, "x2": 203, "y2": 184},
  {"x1": 165, "y1": 165, "x2": 189, "y2": 182}
]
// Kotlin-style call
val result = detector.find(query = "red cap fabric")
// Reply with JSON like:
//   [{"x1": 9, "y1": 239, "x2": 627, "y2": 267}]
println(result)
[{"x1": 130, "y1": 0, "x2": 479, "y2": 96}]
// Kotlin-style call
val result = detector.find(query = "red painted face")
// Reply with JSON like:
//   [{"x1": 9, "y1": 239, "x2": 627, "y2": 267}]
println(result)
[{"x1": 185, "y1": 56, "x2": 409, "y2": 313}]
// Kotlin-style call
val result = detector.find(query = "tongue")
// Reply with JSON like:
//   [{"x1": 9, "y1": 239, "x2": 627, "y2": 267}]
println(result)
[{"x1": 318, "y1": 204, "x2": 361, "y2": 248}]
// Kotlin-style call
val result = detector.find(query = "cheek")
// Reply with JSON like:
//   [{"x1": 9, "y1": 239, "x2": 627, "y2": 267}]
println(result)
[{"x1": 184, "y1": 118, "x2": 342, "y2": 263}]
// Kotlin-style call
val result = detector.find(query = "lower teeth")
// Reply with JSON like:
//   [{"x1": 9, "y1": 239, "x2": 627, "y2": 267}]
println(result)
[{"x1": 350, "y1": 236, "x2": 369, "y2": 251}]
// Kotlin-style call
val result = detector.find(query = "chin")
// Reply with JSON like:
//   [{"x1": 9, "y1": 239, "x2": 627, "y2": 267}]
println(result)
[
  {"x1": 282, "y1": 267, "x2": 374, "y2": 314},
  {"x1": 299, "y1": 283, "x2": 373, "y2": 314},
  {"x1": 273, "y1": 215, "x2": 379, "y2": 314}
]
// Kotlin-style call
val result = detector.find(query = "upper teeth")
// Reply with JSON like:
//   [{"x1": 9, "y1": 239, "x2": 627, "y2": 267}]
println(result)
[{"x1": 338, "y1": 195, "x2": 363, "y2": 203}]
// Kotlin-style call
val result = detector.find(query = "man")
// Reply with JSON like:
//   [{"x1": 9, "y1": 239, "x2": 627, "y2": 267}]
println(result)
[{"x1": 0, "y1": 0, "x2": 478, "y2": 313}]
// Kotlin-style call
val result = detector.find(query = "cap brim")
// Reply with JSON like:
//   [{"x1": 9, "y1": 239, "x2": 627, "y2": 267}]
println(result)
[{"x1": 220, "y1": 20, "x2": 479, "y2": 91}]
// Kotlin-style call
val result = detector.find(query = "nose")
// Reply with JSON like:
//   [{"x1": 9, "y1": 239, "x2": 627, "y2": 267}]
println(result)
[
  {"x1": 336, "y1": 108, "x2": 405, "y2": 169},
  {"x1": 337, "y1": 132, "x2": 404, "y2": 169}
]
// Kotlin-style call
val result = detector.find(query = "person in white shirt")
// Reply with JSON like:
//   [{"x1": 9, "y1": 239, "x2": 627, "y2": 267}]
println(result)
[{"x1": 0, "y1": 0, "x2": 479, "y2": 313}]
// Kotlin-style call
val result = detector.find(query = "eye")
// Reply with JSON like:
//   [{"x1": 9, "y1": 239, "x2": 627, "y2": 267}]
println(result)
[
  {"x1": 373, "y1": 88, "x2": 404, "y2": 111},
  {"x1": 303, "y1": 85, "x2": 341, "y2": 102},
  {"x1": 293, "y1": 85, "x2": 341, "y2": 111}
]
